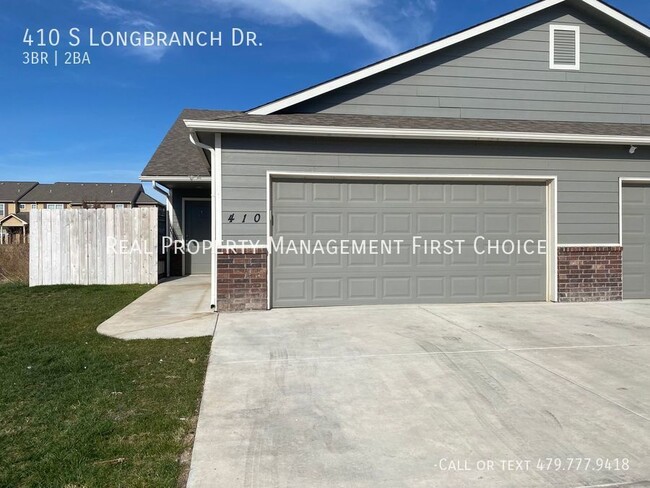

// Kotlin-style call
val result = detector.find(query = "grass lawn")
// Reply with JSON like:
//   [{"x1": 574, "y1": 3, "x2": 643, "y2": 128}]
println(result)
[{"x1": 0, "y1": 284, "x2": 212, "y2": 487}]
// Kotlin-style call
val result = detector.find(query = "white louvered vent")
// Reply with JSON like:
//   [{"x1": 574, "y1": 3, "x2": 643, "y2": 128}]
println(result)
[{"x1": 550, "y1": 25, "x2": 580, "y2": 70}]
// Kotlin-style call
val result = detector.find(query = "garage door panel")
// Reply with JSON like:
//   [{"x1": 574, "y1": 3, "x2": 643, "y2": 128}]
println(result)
[
  {"x1": 348, "y1": 213, "x2": 377, "y2": 234},
  {"x1": 623, "y1": 185, "x2": 650, "y2": 299},
  {"x1": 349, "y1": 278, "x2": 377, "y2": 299},
  {"x1": 272, "y1": 179, "x2": 547, "y2": 307},
  {"x1": 450, "y1": 185, "x2": 480, "y2": 203},
  {"x1": 348, "y1": 183, "x2": 378, "y2": 202},
  {"x1": 312, "y1": 183, "x2": 343, "y2": 202},
  {"x1": 313, "y1": 278, "x2": 343, "y2": 301},
  {"x1": 417, "y1": 185, "x2": 445, "y2": 202},
  {"x1": 312, "y1": 213, "x2": 342, "y2": 234},
  {"x1": 383, "y1": 184, "x2": 412, "y2": 202},
  {"x1": 417, "y1": 214, "x2": 445, "y2": 233}
]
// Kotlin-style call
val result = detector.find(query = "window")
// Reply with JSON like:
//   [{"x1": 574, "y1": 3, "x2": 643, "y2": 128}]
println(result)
[
  {"x1": 0, "y1": 203, "x2": 4, "y2": 217},
  {"x1": 46, "y1": 204, "x2": 64, "y2": 209},
  {"x1": 550, "y1": 25, "x2": 580, "y2": 70},
  {"x1": 20, "y1": 204, "x2": 26, "y2": 210},
  {"x1": 31, "y1": 204, "x2": 37, "y2": 209},
  {"x1": 115, "y1": 204, "x2": 125, "y2": 209}
]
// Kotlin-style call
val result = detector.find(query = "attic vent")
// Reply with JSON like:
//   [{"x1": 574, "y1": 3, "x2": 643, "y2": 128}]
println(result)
[{"x1": 550, "y1": 25, "x2": 580, "y2": 70}]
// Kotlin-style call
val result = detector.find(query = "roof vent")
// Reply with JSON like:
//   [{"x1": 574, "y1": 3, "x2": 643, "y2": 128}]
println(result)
[{"x1": 550, "y1": 25, "x2": 580, "y2": 70}]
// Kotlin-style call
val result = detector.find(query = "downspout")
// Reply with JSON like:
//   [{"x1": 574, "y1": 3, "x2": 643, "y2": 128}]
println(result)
[
  {"x1": 152, "y1": 180, "x2": 172, "y2": 278},
  {"x1": 188, "y1": 131, "x2": 221, "y2": 311}
]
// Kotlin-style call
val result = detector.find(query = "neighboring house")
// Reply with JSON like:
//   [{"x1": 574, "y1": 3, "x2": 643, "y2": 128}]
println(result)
[
  {"x1": 18, "y1": 182, "x2": 160, "y2": 210},
  {"x1": 0, "y1": 181, "x2": 38, "y2": 242},
  {"x1": 0, "y1": 182, "x2": 161, "y2": 241},
  {"x1": 141, "y1": 0, "x2": 650, "y2": 312}
]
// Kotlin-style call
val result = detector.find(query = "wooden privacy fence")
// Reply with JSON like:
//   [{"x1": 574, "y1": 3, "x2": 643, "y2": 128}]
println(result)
[{"x1": 29, "y1": 208, "x2": 158, "y2": 286}]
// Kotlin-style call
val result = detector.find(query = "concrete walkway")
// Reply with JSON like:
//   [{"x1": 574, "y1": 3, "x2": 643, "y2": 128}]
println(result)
[
  {"x1": 97, "y1": 275, "x2": 217, "y2": 340},
  {"x1": 189, "y1": 301, "x2": 650, "y2": 488}
]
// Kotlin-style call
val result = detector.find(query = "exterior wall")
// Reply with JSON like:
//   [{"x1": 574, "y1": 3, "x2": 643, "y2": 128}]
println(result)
[
  {"x1": 557, "y1": 246, "x2": 622, "y2": 302},
  {"x1": 217, "y1": 249, "x2": 267, "y2": 311},
  {"x1": 221, "y1": 134, "x2": 650, "y2": 246},
  {"x1": 287, "y1": 4, "x2": 650, "y2": 124}
]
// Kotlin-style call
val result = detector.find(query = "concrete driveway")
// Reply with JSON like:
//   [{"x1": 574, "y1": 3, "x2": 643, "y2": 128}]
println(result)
[{"x1": 188, "y1": 302, "x2": 650, "y2": 488}]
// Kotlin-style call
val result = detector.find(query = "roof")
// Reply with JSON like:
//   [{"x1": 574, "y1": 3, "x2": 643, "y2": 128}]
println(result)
[
  {"x1": 190, "y1": 112, "x2": 650, "y2": 137},
  {"x1": 0, "y1": 181, "x2": 38, "y2": 202},
  {"x1": 141, "y1": 109, "x2": 238, "y2": 177},
  {"x1": 135, "y1": 192, "x2": 163, "y2": 206},
  {"x1": 248, "y1": 0, "x2": 650, "y2": 115},
  {"x1": 20, "y1": 182, "x2": 145, "y2": 204},
  {"x1": 0, "y1": 212, "x2": 29, "y2": 225},
  {"x1": 184, "y1": 112, "x2": 650, "y2": 146}
]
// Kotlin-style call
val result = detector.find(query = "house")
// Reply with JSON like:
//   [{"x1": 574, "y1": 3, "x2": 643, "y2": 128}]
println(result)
[
  {"x1": 141, "y1": 0, "x2": 650, "y2": 312},
  {"x1": 0, "y1": 182, "x2": 161, "y2": 241},
  {"x1": 0, "y1": 181, "x2": 38, "y2": 242}
]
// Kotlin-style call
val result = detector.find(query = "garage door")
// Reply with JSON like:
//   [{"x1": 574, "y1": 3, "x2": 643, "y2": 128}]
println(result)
[
  {"x1": 622, "y1": 185, "x2": 650, "y2": 299},
  {"x1": 271, "y1": 179, "x2": 547, "y2": 307}
]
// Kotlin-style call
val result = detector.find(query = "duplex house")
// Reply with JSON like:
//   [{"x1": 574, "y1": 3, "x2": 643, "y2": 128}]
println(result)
[
  {"x1": 141, "y1": 0, "x2": 650, "y2": 312},
  {"x1": 0, "y1": 181, "x2": 38, "y2": 241},
  {"x1": 0, "y1": 182, "x2": 160, "y2": 240}
]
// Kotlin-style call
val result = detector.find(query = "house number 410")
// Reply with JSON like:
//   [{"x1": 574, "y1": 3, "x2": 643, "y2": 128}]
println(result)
[{"x1": 225, "y1": 212, "x2": 263, "y2": 224}]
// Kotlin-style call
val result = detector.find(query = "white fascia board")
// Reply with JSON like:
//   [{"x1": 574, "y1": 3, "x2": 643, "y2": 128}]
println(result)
[
  {"x1": 248, "y1": 0, "x2": 650, "y2": 115},
  {"x1": 184, "y1": 119, "x2": 650, "y2": 146},
  {"x1": 139, "y1": 175, "x2": 211, "y2": 182},
  {"x1": 579, "y1": 0, "x2": 650, "y2": 39}
]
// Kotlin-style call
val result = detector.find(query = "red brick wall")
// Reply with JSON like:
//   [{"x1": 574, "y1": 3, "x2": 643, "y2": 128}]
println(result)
[
  {"x1": 557, "y1": 246, "x2": 622, "y2": 302},
  {"x1": 217, "y1": 249, "x2": 267, "y2": 312}
]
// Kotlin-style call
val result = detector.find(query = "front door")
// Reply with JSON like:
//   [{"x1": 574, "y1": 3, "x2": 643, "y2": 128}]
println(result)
[{"x1": 184, "y1": 200, "x2": 211, "y2": 275}]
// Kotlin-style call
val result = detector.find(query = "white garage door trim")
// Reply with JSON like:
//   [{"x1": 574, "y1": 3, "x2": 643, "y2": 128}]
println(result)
[
  {"x1": 182, "y1": 197, "x2": 211, "y2": 276},
  {"x1": 265, "y1": 171, "x2": 558, "y2": 309}
]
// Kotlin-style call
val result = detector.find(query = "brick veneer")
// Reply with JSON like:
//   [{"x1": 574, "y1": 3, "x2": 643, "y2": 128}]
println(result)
[
  {"x1": 217, "y1": 249, "x2": 267, "y2": 312},
  {"x1": 557, "y1": 246, "x2": 622, "y2": 302}
]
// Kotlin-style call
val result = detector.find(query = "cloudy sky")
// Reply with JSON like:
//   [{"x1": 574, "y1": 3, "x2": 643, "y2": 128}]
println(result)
[{"x1": 0, "y1": 0, "x2": 648, "y2": 189}]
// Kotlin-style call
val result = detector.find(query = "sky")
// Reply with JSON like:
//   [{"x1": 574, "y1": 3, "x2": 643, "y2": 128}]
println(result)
[{"x1": 0, "y1": 0, "x2": 648, "y2": 198}]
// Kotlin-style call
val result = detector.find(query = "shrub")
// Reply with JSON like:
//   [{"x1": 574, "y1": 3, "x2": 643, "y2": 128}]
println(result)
[{"x1": 0, "y1": 243, "x2": 29, "y2": 284}]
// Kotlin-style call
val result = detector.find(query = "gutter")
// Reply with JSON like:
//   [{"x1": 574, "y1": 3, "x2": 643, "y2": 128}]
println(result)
[
  {"x1": 184, "y1": 119, "x2": 650, "y2": 147},
  {"x1": 188, "y1": 131, "x2": 221, "y2": 311}
]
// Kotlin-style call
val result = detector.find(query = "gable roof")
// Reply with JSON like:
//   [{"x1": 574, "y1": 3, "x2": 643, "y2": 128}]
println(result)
[
  {"x1": 142, "y1": 109, "x2": 238, "y2": 177},
  {"x1": 135, "y1": 192, "x2": 163, "y2": 206},
  {"x1": 0, "y1": 181, "x2": 38, "y2": 202},
  {"x1": 20, "y1": 182, "x2": 145, "y2": 204},
  {"x1": 0, "y1": 212, "x2": 30, "y2": 226},
  {"x1": 248, "y1": 0, "x2": 650, "y2": 115}
]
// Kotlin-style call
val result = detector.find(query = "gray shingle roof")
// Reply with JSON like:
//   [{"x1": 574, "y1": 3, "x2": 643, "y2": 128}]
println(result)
[
  {"x1": 143, "y1": 109, "x2": 650, "y2": 177},
  {"x1": 135, "y1": 192, "x2": 163, "y2": 206},
  {"x1": 20, "y1": 182, "x2": 144, "y2": 204},
  {"x1": 141, "y1": 109, "x2": 239, "y2": 177},
  {"x1": 224, "y1": 113, "x2": 650, "y2": 137},
  {"x1": 0, "y1": 181, "x2": 38, "y2": 202}
]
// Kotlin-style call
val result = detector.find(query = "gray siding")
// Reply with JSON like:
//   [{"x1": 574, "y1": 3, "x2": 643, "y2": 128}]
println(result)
[
  {"x1": 287, "y1": 4, "x2": 650, "y2": 124},
  {"x1": 220, "y1": 134, "x2": 650, "y2": 245}
]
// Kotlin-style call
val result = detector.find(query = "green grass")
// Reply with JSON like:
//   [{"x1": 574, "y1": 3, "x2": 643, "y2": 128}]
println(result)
[{"x1": 0, "y1": 284, "x2": 212, "y2": 487}]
